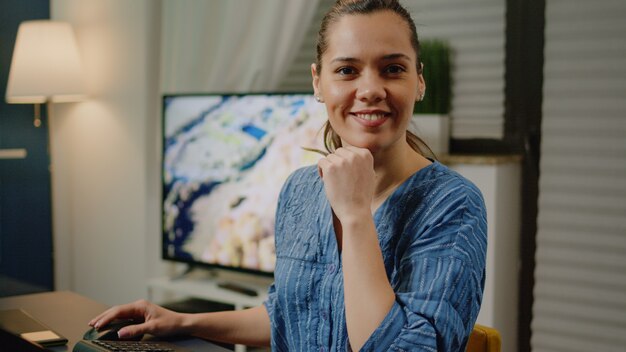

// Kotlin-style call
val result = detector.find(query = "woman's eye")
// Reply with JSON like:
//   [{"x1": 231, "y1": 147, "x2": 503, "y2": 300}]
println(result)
[
  {"x1": 385, "y1": 65, "x2": 406, "y2": 74},
  {"x1": 336, "y1": 67, "x2": 356, "y2": 76}
]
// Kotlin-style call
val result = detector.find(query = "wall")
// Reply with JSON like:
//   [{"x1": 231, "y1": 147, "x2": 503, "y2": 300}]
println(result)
[
  {"x1": 450, "y1": 159, "x2": 521, "y2": 352},
  {"x1": 0, "y1": 0, "x2": 53, "y2": 296},
  {"x1": 50, "y1": 0, "x2": 164, "y2": 305}
]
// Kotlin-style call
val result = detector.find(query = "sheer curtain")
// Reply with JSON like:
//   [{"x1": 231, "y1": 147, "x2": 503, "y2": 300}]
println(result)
[
  {"x1": 532, "y1": 0, "x2": 626, "y2": 351},
  {"x1": 160, "y1": 0, "x2": 320, "y2": 93}
]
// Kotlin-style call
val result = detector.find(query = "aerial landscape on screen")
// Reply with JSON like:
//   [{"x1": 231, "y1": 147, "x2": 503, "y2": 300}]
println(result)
[{"x1": 163, "y1": 94, "x2": 326, "y2": 273}]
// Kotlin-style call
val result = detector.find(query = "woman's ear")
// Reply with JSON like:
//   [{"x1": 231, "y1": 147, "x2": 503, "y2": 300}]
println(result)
[
  {"x1": 417, "y1": 63, "x2": 426, "y2": 102},
  {"x1": 311, "y1": 63, "x2": 321, "y2": 98}
]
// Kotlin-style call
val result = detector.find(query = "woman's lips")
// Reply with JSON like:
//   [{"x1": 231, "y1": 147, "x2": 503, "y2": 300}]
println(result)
[{"x1": 350, "y1": 112, "x2": 390, "y2": 127}]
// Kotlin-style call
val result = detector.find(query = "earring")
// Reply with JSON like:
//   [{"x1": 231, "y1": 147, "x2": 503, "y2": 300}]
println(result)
[
  {"x1": 419, "y1": 92, "x2": 425, "y2": 101},
  {"x1": 315, "y1": 95, "x2": 324, "y2": 103}
]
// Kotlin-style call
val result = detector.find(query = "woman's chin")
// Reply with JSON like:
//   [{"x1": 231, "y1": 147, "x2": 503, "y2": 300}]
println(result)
[
  {"x1": 341, "y1": 136, "x2": 409, "y2": 156},
  {"x1": 343, "y1": 140, "x2": 382, "y2": 153}
]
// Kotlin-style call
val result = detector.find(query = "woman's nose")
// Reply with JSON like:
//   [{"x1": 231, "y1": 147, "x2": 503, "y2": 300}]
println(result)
[{"x1": 355, "y1": 72, "x2": 386, "y2": 103}]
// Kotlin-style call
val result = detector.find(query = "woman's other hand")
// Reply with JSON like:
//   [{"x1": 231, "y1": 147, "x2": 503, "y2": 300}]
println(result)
[{"x1": 89, "y1": 299, "x2": 187, "y2": 339}]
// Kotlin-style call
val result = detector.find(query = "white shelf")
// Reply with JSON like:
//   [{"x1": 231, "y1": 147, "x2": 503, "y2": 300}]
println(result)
[{"x1": 147, "y1": 270, "x2": 272, "y2": 310}]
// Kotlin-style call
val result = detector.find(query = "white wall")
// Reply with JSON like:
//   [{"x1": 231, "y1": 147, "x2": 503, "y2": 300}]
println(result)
[
  {"x1": 50, "y1": 0, "x2": 165, "y2": 305},
  {"x1": 450, "y1": 159, "x2": 521, "y2": 352}
]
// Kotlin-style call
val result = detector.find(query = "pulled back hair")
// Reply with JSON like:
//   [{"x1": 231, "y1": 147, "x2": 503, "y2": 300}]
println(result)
[{"x1": 315, "y1": 0, "x2": 435, "y2": 158}]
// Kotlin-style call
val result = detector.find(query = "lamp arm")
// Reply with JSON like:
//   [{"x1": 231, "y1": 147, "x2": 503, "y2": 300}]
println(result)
[{"x1": 33, "y1": 103, "x2": 42, "y2": 127}]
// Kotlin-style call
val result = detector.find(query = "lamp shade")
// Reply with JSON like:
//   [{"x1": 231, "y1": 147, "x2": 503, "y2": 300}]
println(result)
[{"x1": 6, "y1": 20, "x2": 86, "y2": 104}]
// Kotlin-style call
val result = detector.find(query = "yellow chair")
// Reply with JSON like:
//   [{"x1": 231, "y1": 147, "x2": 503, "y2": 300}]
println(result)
[{"x1": 466, "y1": 324, "x2": 501, "y2": 352}]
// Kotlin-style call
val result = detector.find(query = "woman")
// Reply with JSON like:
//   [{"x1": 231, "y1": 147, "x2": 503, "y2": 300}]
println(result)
[{"x1": 90, "y1": 0, "x2": 487, "y2": 350}]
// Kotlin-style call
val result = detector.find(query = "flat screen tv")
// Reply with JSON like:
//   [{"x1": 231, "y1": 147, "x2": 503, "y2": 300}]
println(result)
[{"x1": 162, "y1": 93, "x2": 327, "y2": 276}]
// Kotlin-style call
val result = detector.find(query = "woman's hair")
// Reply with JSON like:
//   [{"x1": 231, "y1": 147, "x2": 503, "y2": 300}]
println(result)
[{"x1": 315, "y1": 0, "x2": 435, "y2": 158}]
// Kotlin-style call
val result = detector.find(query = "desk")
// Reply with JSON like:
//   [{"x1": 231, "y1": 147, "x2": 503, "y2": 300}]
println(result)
[{"x1": 0, "y1": 291, "x2": 228, "y2": 351}]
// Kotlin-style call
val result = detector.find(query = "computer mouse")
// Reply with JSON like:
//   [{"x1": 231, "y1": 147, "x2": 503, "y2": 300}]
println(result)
[{"x1": 83, "y1": 319, "x2": 143, "y2": 341}]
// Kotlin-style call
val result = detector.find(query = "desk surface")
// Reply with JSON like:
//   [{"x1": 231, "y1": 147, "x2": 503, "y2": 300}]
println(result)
[{"x1": 0, "y1": 291, "x2": 228, "y2": 351}]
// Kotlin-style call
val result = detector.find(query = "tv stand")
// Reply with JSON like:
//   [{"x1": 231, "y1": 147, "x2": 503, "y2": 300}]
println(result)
[
  {"x1": 169, "y1": 263, "x2": 212, "y2": 280},
  {"x1": 148, "y1": 269, "x2": 270, "y2": 310},
  {"x1": 217, "y1": 282, "x2": 259, "y2": 297},
  {"x1": 173, "y1": 266, "x2": 260, "y2": 297},
  {"x1": 147, "y1": 269, "x2": 272, "y2": 352}
]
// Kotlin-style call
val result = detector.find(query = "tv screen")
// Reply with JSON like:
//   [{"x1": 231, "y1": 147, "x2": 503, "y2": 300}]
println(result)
[{"x1": 162, "y1": 93, "x2": 327, "y2": 276}]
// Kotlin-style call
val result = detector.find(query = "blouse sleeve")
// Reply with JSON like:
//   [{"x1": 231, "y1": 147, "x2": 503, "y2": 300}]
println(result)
[{"x1": 358, "y1": 183, "x2": 487, "y2": 352}]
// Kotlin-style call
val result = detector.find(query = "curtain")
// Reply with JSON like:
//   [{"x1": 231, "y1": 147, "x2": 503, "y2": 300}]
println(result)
[
  {"x1": 532, "y1": 0, "x2": 626, "y2": 351},
  {"x1": 160, "y1": 0, "x2": 320, "y2": 93}
]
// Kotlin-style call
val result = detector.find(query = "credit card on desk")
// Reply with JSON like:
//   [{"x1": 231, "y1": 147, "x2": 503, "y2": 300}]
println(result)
[{"x1": 0, "y1": 308, "x2": 68, "y2": 347}]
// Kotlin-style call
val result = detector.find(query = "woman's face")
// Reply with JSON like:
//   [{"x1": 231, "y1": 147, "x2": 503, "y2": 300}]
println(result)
[{"x1": 312, "y1": 10, "x2": 425, "y2": 154}]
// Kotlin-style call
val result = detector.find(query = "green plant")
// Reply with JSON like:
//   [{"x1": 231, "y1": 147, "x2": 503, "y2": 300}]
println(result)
[{"x1": 413, "y1": 39, "x2": 452, "y2": 115}]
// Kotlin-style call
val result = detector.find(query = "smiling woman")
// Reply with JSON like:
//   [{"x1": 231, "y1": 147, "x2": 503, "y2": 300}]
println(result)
[
  {"x1": 311, "y1": 10, "x2": 423, "y2": 156},
  {"x1": 89, "y1": 1, "x2": 487, "y2": 351}
]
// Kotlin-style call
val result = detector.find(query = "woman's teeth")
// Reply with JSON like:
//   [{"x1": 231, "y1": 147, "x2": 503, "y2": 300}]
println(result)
[{"x1": 357, "y1": 113, "x2": 386, "y2": 121}]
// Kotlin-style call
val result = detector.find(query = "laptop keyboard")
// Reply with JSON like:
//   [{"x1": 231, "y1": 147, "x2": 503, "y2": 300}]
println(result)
[{"x1": 90, "y1": 340, "x2": 175, "y2": 351}]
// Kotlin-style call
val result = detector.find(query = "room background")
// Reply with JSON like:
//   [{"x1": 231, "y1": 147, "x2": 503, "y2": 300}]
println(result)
[
  {"x1": 48, "y1": 0, "x2": 510, "y2": 307},
  {"x1": 1, "y1": 0, "x2": 624, "y2": 351}
]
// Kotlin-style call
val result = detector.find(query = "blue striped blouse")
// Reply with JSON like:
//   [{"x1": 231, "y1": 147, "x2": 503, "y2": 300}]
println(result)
[{"x1": 264, "y1": 161, "x2": 487, "y2": 351}]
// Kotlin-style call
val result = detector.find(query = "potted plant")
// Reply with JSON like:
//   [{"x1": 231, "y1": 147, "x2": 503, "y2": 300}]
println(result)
[{"x1": 411, "y1": 39, "x2": 452, "y2": 157}]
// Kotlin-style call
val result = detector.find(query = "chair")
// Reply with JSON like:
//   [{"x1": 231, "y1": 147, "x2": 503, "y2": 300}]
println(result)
[{"x1": 466, "y1": 324, "x2": 501, "y2": 352}]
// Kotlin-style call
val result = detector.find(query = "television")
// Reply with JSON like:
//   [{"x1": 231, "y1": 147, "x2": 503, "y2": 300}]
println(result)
[{"x1": 162, "y1": 93, "x2": 327, "y2": 276}]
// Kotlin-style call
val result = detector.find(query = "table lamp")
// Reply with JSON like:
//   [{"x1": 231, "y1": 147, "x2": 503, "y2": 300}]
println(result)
[{"x1": 5, "y1": 20, "x2": 86, "y2": 127}]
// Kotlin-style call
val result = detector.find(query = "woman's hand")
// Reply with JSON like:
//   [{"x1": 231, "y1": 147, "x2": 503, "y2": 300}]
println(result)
[
  {"x1": 89, "y1": 300, "x2": 187, "y2": 339},
  {"x1": 317, "y1": 146, "x2": 375, "y2": 222}
]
